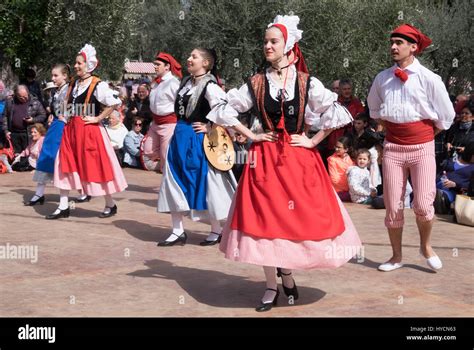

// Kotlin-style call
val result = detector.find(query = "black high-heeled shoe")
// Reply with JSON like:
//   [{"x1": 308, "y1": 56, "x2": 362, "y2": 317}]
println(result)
[
  {"x1": 157, "y1": 232, "x2": 187, "y2": 247},
  {"x1": 277, "y1": 267, "x2": 299, "y2": 300},
  {"x1": 24, "y1": 195, "x2": 45, "y2": 206},
  {"x1": 199, "y1": 232, "x2": 222, "y2": 246},
  {"x1": 255, "y1": 288, "x2": 280, "y2": 312},
  {"x1": 99, "y1": 205, "x2": 117, "y2": 218},
  {"x1": 45, "y1": 207, "x2": 70, "y2": 220}
]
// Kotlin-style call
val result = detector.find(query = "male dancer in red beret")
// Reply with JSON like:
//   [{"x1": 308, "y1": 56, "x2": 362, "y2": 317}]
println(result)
[
  {"x1": 144, "y1": 52, "x2": 182, "y2": 172},
  {"x1": 368, "y1": 24, "x2": 455, "y2": 272}
]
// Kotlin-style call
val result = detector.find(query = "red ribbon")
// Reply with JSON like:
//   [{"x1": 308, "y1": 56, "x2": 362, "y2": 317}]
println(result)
[{"x1": 394, "y1": 67, "x2": 408, "y2": 82}]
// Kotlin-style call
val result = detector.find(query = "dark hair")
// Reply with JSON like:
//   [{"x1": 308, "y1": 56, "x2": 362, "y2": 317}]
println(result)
[
  {"x1": 133, "y1": 117, "x2": 144, "y2": 124},
  {"x1": 52, "y1": 63, "x2": 71, "y2": 82},
  {"x1": 461, "y1": 101, "x2": 474, "y2": 114},
  {"x1": 355, "y1": 148, "x2": 371, "y2": 159},
  {"x1": 138, "y1": 83, "x2": 151, "y2": 92},
  {"x1": 337, "y1": 136, "x2": 352, "y2": 151},
  {"x1": 354, "y1": 112, "x2": 369, "y2": 124},
  {"x1": 196, "y1": 47, "x2": 219, "y2": 79},
  {"x1": 339, "y1": 78, "x2": 352, "y2": 87},
  {"x1": 25, "y1": 68, "x2": 36, "y2": 79},
  {"x1": 461, "y1": 142, "x2": 474, "y2": 163}
]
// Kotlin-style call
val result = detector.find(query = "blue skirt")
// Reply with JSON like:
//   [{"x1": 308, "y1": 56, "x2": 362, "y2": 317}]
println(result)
[
  {"x1": 167, "y1": 120, "x2": 208, "y2": 210},
  {"x1": 36, "y1": 119, "x2": 65, "y2": 174}
]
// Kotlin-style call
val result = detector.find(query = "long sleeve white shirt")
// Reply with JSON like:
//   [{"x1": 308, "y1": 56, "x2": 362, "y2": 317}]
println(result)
[
  {"x1": 149, "y1": 72, "x2": 180, "y2": 116},
  {"x1": 367, "y1": 58, "x2": 455, "y2": 130}
]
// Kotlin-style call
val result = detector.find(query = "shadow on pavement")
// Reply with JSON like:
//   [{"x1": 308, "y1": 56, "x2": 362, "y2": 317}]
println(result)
[{"x1": 127, "y1": 258, "x2": 327, "y2": 309}]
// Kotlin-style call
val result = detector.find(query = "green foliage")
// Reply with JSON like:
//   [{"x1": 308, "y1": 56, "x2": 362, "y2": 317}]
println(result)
[{"x1": 1, "y1": 0, "x2": 471, "y2": 97}]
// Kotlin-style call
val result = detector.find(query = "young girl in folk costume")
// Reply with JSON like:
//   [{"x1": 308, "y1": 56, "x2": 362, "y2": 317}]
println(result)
[
  {"x1": 210, "y1": 15, "x2": 362, "y2": 311},
  {"x1": 25, "y1": 64, "x2": 71, "y2": 205},
  {"x1": 46, "y1": 44, "x2": 127, "y2": 219},
  {"x1": 157, "y1": 48, "x2": 239, "y2": 246}
]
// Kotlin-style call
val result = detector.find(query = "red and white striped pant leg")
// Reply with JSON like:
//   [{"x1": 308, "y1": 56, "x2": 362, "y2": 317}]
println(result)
[
  {"x1": 383, "y1": 142, "x2": 410, "y2": 228},
  {"x1": 407, "y1": 140, "x2": 436, "y2": 222}
]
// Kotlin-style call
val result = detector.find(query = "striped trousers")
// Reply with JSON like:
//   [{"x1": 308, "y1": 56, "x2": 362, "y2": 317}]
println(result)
[{"x1": 382, "y1": 140, "x2": 436, "y2": 228}]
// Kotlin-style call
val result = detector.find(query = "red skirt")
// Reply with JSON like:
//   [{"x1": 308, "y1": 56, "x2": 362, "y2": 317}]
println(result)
[
  {"x1": 230, "y1": 139, "x2": 345, "y2": 241},
  {"x1": 59, "y1": 116, "x2": 114, "y2": 183}
]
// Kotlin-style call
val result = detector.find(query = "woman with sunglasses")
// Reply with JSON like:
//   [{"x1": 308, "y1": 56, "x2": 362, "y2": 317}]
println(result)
[{"x1": 123, "y1": 117, "x2": 145, "y2": 168}]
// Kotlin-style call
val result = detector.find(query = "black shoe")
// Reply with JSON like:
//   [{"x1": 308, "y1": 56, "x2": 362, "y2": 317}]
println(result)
[
  {"x1": 157, "y1": 232, "x2": 187, "y2": 247},
  {"x1": 24, "y1": 195, "x2": 45, "y2": 206},
  {"x1": 75, "y1": 195, "x2": 92, "y2": 203},
  {"x1": 255, "y1": 288, "x2": 280, "y2": 312},
  {"x1": 199, "y1": 232, "x2": 222, "y2": 246},
  {"x1": 277, "y1": 267, "x2": 299, "y2": 300},
  {"x1": 45, "y1": 207, "x2": 70, "y2": 220},
  {"x1": 99, "y1": 205, "x2": 117, "y2": 218}
]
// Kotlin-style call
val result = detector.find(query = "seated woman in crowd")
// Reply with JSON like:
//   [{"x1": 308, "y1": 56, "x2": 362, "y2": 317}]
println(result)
[
  {"x1": 434, "y1": 142, "x2": 474, "y2": 214},
  {"x1": 123, "y1": 117, "x2": 144, "y2": 168},
  {"x1": 12, "y1": 123, "x2": 45, "y2": 171},
  {"x1": 105, "y1": 110, "x2": 129, "y2": 165},
  {"x1": 445, "y1": 103, "x2": 473, "y2": 161},
  {"x1": 327, "y1": 136, "x2": 354, "y2": 201}
]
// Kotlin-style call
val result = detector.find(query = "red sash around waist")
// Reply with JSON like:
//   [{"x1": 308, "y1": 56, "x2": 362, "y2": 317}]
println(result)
[
  {"x1": 152, "y1": 112, "x2": 177, "y2": 125},
  {"x1": 385, "y1": 120, "x2": 434, "y2": 145}
]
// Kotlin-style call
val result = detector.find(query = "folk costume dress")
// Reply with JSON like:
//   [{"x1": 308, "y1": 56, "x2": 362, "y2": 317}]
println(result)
[
  {"x1": 214, "y1": 15, "x2": 362, "y2": 270},
  {"x1": 53, "y1": 77, "x2": 127, "y2": 196},
  {"x1": 33, "y1": 83, "x2": 69, "y2": 183},
  {"x1": 157, "y1": 74, "x2": 238, "y2": 222}
]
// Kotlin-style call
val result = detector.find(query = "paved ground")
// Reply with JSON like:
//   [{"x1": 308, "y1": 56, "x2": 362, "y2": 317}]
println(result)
[{"x1": 0, "y1": 168, "x2": 473, "y2": 317}]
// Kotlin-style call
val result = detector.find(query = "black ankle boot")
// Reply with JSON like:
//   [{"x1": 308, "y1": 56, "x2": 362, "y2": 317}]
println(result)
[
  {"x1": 277, "y1": 267, "x2": 299, "y2": 300},
  {"x1": 25, "y1": 195, "x2": 45, "y2": 206},
  {"x1": 157, "y1": 232, "x2": 188, "y2": 247},
  {"x1": 255, "y1": 288, "x2": 280, "y2": 312},
  {"x1": 45, "y1": 207, "x2": 70, "y2": 220}
]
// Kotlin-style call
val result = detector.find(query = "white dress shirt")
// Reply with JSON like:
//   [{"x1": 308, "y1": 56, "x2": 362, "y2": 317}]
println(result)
[
  {"x1": 149, "y1": 71, "x2": 180, "y2": 116},
  {"x1": 367, "y1": 58, "x2": 455, "y2": 130}
]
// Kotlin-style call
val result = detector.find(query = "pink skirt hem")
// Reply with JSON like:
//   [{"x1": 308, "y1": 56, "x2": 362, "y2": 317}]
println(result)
[{"x1": 53, "y1": 126, "x2": 127, "y2": 196}]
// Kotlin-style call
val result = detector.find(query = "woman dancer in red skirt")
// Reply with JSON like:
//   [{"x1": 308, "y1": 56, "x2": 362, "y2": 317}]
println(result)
[
  {"x1": 210, "y1": 15, "x2": 362, "y2": 311},
  {"x1": 47, "y1": 44, "x2": 127, "y2": 219}
]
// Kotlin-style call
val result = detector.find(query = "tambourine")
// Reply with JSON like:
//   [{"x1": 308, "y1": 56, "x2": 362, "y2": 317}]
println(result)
[{"x1": 203, "y1": 125, "x2": 235, "y2": 171}]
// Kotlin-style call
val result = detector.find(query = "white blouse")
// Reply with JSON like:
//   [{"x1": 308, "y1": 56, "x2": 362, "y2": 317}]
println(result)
[
  {"x1": 72, "y1": 80, "x2": 121, "y2": 107},
  {"x1": 208, "y1": 66, "x2": 353, "y2": 131},
  {"x1": 367, "y1": 58, "x2": 455, "y2": 130},
  {"x1": 178, "y1": 78, "x2": 240, "y2": 126},
  {"x1": 149, "y1": 72, "x2": 180, "y2": 116}
]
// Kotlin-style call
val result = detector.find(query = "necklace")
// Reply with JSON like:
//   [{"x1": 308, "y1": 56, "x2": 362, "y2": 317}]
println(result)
[
  {"x1": 191, "y1": 72, "x2": 207, "y2": 85},
  {"x1": 79, "y1": 75, "x2": 92, "y2": 84},
  {"x1": 272, "y1": 64, "x2": 290, "y2": 80}
]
